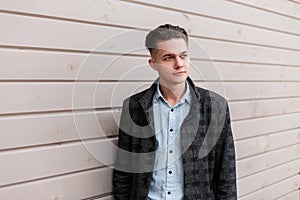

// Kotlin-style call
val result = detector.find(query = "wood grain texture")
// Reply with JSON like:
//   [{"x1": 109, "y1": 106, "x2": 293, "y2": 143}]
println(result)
[
  {"x1": 0, "y1": 167, "x2": 113, "y2": 200},
  {"x1": 1, "y1": 0, "x2": 300, "y2": 51},
  {"x1": 235, "y1": 129, "x2": 300, "y2": 159},
  {"x1": 232, "y1": 113, "x2": 300, "y2": 140},
  {"x1": 0, "y1": 110, "x2": 120, "y2": 150},
  {"x1": 0, "y1": 138, "x2": 117, "y2": 186},
  {"x1": 238, "y1": 160, "x2": 299, "y2": 196},
  {"x1": 277, "y1": 190, "x2": 300, "y2": 200},
  {"x1": 124, "y1": 0, "x2": 300, "y2": 35},
  {"x1": 239, "y1": 175, "x2": 300, "y2": 200},
  {"x1": 227, "y1": 0, "x2": 300, "y2": 19},
  {"x1": 237, "y1": 144, "x2": 300, "y2": 178},
  {"x1": 229, "y1": 98, "x2": 300, "y2": 120}
]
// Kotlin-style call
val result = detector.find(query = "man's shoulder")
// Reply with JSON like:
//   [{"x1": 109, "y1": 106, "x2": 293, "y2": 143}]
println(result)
[
  {"x1": 122, "y1": 86, "x2": 154, "y2": 105},
  {"x1": 195, "y1": 86, "x2": 228, "y2": 104}
]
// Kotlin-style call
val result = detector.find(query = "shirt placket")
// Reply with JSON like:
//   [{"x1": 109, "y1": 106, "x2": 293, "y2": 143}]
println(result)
[{"x1": 166, "y1": 106, "x2": 176, "y2": 199}]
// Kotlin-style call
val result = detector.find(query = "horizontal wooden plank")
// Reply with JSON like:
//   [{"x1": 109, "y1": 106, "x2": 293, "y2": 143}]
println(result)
[
  {"x1": 236, "y1": 129, "x2": 300, "y2": 159},
  {"x1": 0, "y1": 167, "x2": 113, "y2": 199},
  {"x1": 1, "y1": 82, "x2": 300, "y2": 114},
  {"x1": 126, "y1": 0, "x2": 300, "y2": 35},
  {"x1": 239, "y1": 175, "x2": 300, "y2": 200},
  {"x1": 232, "y1": 113, "x2": 300, "y2": 140},
  {"x1": 0, "y1": 0, "x2": 189, "y2": 33},
  {"x1": 0, "y1": 105, "x2": 298, "y2": 151},
  {"x1": 2, "y1": 13, "x2": 300, "y2": 65},
  {"x1": 277, "y1": 190, "x2": 300, "y2": 200},
  {"x1": 0, "y1": 49, "x2": 156, "y2": 81},
  {"x1": 238, "y1": 160, "x2": 299, "y2": 196},
  {"x1": 0, "y1": 82, "x2": 150, "y2": 114},
  {"x1": 1, "y1": 0, "x2": 300, "y2": 51},
  {"x1": 229, "y1": 98, "x2": 300, "y2": 120},
  {"x1": 191, "y1": 62, "x2": 300, "y2": 82},
  {"x1": 237, "y1": 144, "x2": 300, "y2": 178},
  {"x1": 0, "y1": 110, "x2": 120, "y2": 150},
  {"x1": 187, "y1": 16, "x2": 300, "y2": 52},
  {"x1": 1, "y1": 48, "x2": 300, "y2": 81},
  {"x1": 227, "y1": 0, "x2": 300, "y2": 19},
  {"x1": 0, "y1": 13, "x2": 148, "y2": 54},
  {"x1": 0, "y1": 138, "x2": 116, "y2": 186},
  {"x1": 0, "y1": 49, "x2": 89, "y2": 80},
  {"x1": 199, "y1": 82, "x2": 300, "y2": 102},
  {"x1": 189, "y1": 38, "x2": 300, "y2": 66}
]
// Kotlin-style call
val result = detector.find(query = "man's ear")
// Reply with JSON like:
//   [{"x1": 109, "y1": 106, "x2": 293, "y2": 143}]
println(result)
[{"x1": 148, "y1": 58, "x2": 158, "y2": 71}]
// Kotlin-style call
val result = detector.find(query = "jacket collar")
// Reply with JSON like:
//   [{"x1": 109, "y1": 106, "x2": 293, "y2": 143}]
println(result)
[{"x1": 138, "y1": 76, "x2": 200, "y2": 112}]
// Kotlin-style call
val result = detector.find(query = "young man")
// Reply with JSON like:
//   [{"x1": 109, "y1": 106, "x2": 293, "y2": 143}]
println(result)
[{"x1": 113, "y1": 24, "x2": 237, "y2": 200}]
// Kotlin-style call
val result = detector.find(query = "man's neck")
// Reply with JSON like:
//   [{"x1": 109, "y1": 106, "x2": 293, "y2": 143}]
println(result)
[{"x1": 159, "y1": 82, "x2": 186, "y2": 107}]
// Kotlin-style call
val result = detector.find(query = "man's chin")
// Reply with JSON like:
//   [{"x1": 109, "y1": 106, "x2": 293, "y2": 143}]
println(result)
[{"x1": 172, "y1": 76, "x2": 188, "y2": 84}]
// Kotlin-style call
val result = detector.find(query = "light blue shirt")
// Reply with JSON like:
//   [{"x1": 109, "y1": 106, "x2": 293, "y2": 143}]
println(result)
[{"x1": 148, "y1": 81, "x2": 191, "y2": 200}]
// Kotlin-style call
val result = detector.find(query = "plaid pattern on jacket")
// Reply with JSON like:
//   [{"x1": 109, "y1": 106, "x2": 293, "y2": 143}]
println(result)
[{"x1": 113, "y1": 77, "x2": 237, "y2": 200}]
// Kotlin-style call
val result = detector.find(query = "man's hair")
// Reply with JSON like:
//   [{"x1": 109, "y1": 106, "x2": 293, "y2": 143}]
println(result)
[{"x1": 145, "y1": 24, "x2": 188, "y2": 55}]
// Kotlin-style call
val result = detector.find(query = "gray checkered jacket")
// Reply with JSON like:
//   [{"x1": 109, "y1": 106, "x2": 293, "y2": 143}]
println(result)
[{"x1": 113, "y1": 77, "x2": 237, "y2": 200}]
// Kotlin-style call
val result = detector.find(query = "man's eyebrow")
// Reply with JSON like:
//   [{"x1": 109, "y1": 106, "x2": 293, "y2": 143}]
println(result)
[
  {"x1": 162, "y1": 53, "x2": 174, "y2": 58},
  {"x1": 161, "y1": 51, "x2": 189, "y2": 57}
]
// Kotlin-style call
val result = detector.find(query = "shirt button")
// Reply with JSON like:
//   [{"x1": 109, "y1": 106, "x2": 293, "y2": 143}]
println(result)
[
  {"x1": 167, "y1": 191, "x2": 171, "y2": 195},
  {"x1": 168, "y1": 171, "x2": 172, "y2": 174},
  {"x1": 171, "y1": 108, "x2": 174, "y2": 112},
  {"x1": 169, "y1": 150, "x2": 173, "y2": 153},
  {"x1": 170, "y1": 129, "x2": 173, "y2": 132}
]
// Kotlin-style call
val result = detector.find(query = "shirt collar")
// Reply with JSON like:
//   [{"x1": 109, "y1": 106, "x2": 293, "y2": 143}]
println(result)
[{"x1": 153, "y1": 81, "x2": 192, "y2": 105}]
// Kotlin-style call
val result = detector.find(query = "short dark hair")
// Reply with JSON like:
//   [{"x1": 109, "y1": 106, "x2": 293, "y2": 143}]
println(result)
[{"x1": 145, "y1": 24, "x2": 188, "y2": 55}]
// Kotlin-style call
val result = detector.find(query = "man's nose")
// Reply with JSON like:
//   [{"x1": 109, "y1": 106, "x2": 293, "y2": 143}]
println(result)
[{"x1": 174, "y1": 56, "x2": 184, "y2": 68}]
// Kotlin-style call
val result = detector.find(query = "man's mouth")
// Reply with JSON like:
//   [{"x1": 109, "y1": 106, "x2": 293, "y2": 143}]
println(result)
[{"x1": 173, "y1": 71, "x2": 186, "y2": 75}]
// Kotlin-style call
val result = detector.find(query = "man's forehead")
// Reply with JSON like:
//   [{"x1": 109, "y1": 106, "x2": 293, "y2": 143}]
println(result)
[
  {"x1": 154, "y1": 39, "x2": 188, "y2": 55},
  {"x1": 156, "y1": 38, "x2": 187, "y2": 49}
]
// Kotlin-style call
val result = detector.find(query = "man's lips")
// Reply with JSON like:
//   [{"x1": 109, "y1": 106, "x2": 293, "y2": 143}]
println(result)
[{"x1": 173, "y1": 71, "x2": 187, "y2": 75}]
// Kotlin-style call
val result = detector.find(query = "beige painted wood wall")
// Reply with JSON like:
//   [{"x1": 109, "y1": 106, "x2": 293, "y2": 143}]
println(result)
[{"x1": 0, "y1": 0, "x2": 299, "y2": 199}]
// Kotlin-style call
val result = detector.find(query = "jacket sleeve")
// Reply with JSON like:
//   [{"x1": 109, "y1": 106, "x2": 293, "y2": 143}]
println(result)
[
  {"x1": 215, "y1": 101, "x2": 237, "y2": 200},
  {"x1": 113, "y1": 100, "x2": 133, "y2": 200}
]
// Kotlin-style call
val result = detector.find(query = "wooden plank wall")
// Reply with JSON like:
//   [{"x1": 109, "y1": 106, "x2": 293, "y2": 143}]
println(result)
[{"x1": 0, "y1": 0, "x2": 299, "y2": 199}]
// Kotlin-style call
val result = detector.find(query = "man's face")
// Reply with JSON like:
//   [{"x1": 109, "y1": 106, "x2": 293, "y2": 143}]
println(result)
[{"x1": 148, "y1": 38, "x2": 190, "y2": 87}]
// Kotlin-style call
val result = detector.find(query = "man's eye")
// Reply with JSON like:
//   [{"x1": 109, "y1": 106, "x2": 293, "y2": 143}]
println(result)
[
  {"x1": 180, "y1": 54, "x2": 189, "y2": 59},
  {"x1": 164, "y1": 56, "x2": 173, "y2": 61}
]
